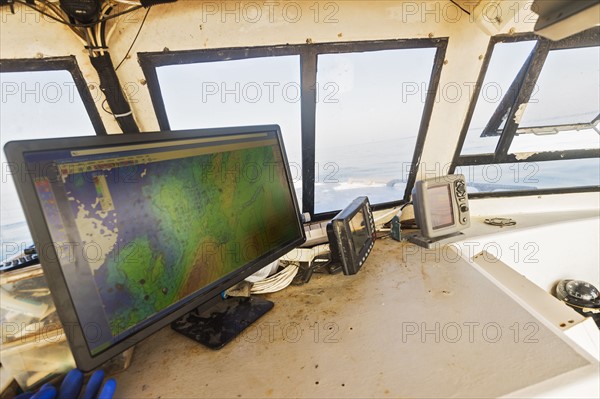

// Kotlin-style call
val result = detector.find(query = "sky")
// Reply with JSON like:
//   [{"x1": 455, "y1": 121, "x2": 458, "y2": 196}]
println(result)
[
  {"x1": 462, "y1": 42, "x2": 600, "y2": 155},
  {"x1": 157, "y1": 47, "x2": 438, "y2": 211},
  {"x1": 0, "y1": 70, "x2": 96, "y2": 259}
]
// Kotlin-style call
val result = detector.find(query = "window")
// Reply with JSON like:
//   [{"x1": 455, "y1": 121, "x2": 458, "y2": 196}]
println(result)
[
  {"x1": 456, "y1": 159, "x2": 600, "y2": 193},
  {"x1": 460, "y1": 40, "x2": 537, "y2": 155},
  {"x1": 509, "y1": 46, "x2": 600, "y2": 153},
  {"x1": 153, "y1": 55, "x2": 303, "y2": 204},
  {"x1": 314, "y1": 48, "x2": 437, "y2": 213},
  {"x1": 0, "y1": 57, "x2": 104, "y2": 261},
  {"x1": 452, "y1": 28, "x2": 600, "y2": 195},
  {"x1": 140, "y1": 39, "x2": 447, "y2": 218}
]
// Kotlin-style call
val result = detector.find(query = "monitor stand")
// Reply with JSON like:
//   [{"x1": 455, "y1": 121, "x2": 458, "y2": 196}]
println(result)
[
  {"x1": 171, "y1": 296, "x2": 274, "y2": 349},
  {"x1": 407, "y1": 231, "x2": 465, "y2": 249}
]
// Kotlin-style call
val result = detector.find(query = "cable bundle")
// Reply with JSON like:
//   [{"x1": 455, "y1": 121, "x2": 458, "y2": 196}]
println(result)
[
  {"x1": 13, "y1": 0, "x2": 144, "y2": 52},
  {"x1": 250, "y1": 264, "x2": 299, "y2": 294}
]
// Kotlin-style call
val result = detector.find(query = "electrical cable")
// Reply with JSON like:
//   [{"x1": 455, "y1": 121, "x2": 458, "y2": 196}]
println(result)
[
  {"x1": 114, "y1": 6, "x2": 151, "y2": 70},
  {"x1": 106, "y1": 5, "x2": 136, "y2": 45},
  {"x1": 13, "y1": 0, "x2": 142, "y2": 28},
  {"x1": 250, "y1": 264, "x2": 299, "y2": 294},
  {"x1": 252, "y1": 265, "x2": 297, "y2": 289},
  {"x1": 310, "y1": 255, "x2": 334, "y2": 274},
  {"x1": 13, "y1": 0, "x2": 142, "y2": 52},
  {"x1": 95, "y1": 4, "x2": 143, "y2": 25},
  {"x1": 88, "y1": 27, "x2": 96, "y2": 46},
  {"x1": 91, "y1": 22, "x2": 103, "y2": 55},
  {"x1": 114, "y1": 0, "x2": 143, "y2": 5},
  {"x1": 100, "y1": 3, "x2": 133, "y2": 51},
  {"x1": 14, "y1": 0, "x2": 142, "y2": 133},
  {"x1": 48, "y1": 1, "x2": 89, "y2": 45},
  {"x1": 105, "y1": 19, "x2": 119, "y2": 44},
  {"x1": 99, "y1": 6, "x2": 112, "y2": 50},
  {"x1": 449, "y1": 0, "x2": 471, "y2": 15},
  {"x1": 91, "y1": 3, "x2": 144, "y2": 24},
  {"x1": 32, "y1": 0, "x2": 86, "y2": 43},
  {"x1": 39, "y1": 0, "x2": 69, "y2": 24},
  {"x1": 83, "y1": 29, "x2": 94, "y2": 57},
  {"x1": 101, "y1": 99, "x2": 113, "y2": 115},
  {"x1": 12, "y1": 0, "x2": 83, "y2": 26}
]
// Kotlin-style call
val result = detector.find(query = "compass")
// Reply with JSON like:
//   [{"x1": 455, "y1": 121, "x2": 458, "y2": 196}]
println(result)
[{"x1": 556, "y1": 279, "x2": 600, "y2": 328}]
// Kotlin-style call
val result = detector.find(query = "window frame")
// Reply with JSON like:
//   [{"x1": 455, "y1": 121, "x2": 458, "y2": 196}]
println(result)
[
  {"x1": 139, "y1": 38, "x2": 448, "y2": 220},
  {"x1": 0, "y1": 56, "x2": 107, "y2": 136},
  {"x1": 450, "y1": 28, "x2": 600, "y2": 198}
]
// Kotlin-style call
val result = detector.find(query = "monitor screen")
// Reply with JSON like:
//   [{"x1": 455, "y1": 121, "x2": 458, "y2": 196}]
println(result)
[
  {"x1": 427, "y1": 185, "x2": 455, "y2": 230},
  {"x1": 5, "y1": 126, "x2": 305, "y2": 370},
  {"x1": 410, "y1": 174, "x2": 470, "y2": 243},
  {"x1": 327, "y1": 196, "x2": 375, "y2": 275},
  {"x1": 349, "y1": 211, "x2": 370, "y2": 256}
]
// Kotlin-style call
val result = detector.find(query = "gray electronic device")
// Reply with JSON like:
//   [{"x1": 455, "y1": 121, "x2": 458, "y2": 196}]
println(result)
[{"x1": 408, "y1": 174, "x2": 470, "y2": 248}]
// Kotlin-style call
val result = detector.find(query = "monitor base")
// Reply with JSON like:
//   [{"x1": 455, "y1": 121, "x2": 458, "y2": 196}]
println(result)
[
  {"x1": 407, "y1": 231, "x2": 465, "y2": 249},
  {"x1": 171, "y1": 296, "x2": 274, "y2": 349}
]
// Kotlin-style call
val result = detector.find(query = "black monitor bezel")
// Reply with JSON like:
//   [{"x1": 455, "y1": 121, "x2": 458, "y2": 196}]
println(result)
[
  {"x1": 3, "y1": 125, "x2": 305, "y2": 371},
  {"x1": 327, "y1": 196, "x2": 375, "y2": 275}
]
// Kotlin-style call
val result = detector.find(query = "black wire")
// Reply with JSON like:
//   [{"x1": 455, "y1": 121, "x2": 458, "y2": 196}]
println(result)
[
  {"x1": 97, "y1": 4, "x2": 144, "y2": 24},
  {"x1": 449, "y1": 0, "x2": 471, "y2": 15},
  {"x1": 88, "y1": 27, "x2": 98, "y2": 48},
  {"x1": 100, "y1": 23, "x2": 107, "y2": 48},
  {"x1": 13, "y1": 0, "x2": 70, "y2": 25},
  {"x1": 13, "y1": 0, "x2": 143, "y2": 28},
  {"x1": 40, "y1": 0, "x2": 73, "y2": 27},
  {"x1": 101, "y1": 99, "x2": 114, "y2": 115},
  {"x1": 115, "y1": 6, "x2": 151, "y2": 71},
  {"x1": 95, "y1": 4, "x2": 144, "y2": 25},
  {"x1": 400, "y1": 201, "x2": 413, "y2": 211}
]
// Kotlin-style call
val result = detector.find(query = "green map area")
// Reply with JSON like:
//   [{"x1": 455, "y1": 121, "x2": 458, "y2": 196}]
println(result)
[{"x1": 68, "y1": 144, "x2": 300, "y2": 336}]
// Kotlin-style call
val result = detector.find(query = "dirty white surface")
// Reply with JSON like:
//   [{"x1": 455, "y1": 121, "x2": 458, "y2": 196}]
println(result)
[
  {"x1": 454, "y1": 208, "x2": 600, "y2": 293},
  {"x1": 112, "y1": 239, "x2": 594, "y2": 398}
]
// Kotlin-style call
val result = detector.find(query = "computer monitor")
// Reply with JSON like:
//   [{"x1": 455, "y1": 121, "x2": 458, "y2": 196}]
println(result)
[
  {"x1": 4, "y1": 125, "x2": 305, "y2": 371},
  {"x1": 409, "y1": 174, "x2": 470, "y2": 248}
]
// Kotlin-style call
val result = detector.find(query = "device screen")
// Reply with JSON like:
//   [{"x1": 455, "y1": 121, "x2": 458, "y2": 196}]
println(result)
[
  {"x1": 428, "y1": 184, "x2": 454, "y2": 230},
  {"x1": 349, "y1": 209, "x2": 369, "y2": 256},
  {"x1": 25, "y1": 131, "x2": 301, "y2": 355}
]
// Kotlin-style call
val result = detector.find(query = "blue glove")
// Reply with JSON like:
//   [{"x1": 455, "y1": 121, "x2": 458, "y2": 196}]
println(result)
[{"x1": 15, "y1": 369, "x2": 116, "y2": 399}]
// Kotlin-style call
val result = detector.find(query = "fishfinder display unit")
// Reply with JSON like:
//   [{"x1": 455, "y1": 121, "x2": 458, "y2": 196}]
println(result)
[
  {"x1": 409, "y1": 174, "x2": 470, "y2": 248},
  {"x1": 327, "y1": 196, "x2": 376, "y2": 275},
  {"x1": 4, "y1": 125, "x2": 305, "y2": 371}
]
